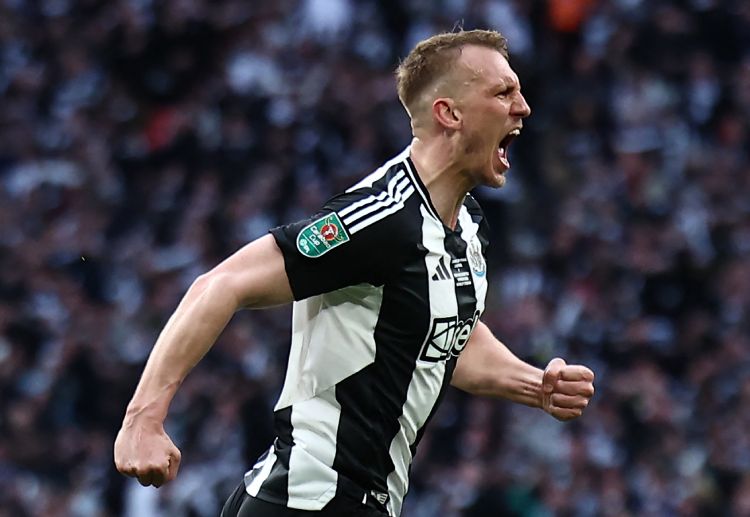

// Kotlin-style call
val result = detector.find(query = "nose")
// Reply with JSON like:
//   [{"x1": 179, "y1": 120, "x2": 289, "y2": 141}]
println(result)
[{"x1": 512, "y1": 92, "x2": 531, "y2": 119}]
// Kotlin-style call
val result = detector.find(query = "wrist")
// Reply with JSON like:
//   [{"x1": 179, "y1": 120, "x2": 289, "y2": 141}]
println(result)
[
  {"x1": 123, "y1": 403, "x2": 166, "y2": 427},
  {"x1": 124, "y1": 388, "x2": 177, "y2": 425},
  {"x1": 124, "y1": 378, "x2": 180, "y2": 422},
  {"x1": 497, "y1": 364, "x2": 545, "y2": 408}
]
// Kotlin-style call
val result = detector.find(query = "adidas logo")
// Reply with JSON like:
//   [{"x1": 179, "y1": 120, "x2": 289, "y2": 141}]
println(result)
[{"x1": 431, "y1": 257, "x2": 452, "y2": 281}]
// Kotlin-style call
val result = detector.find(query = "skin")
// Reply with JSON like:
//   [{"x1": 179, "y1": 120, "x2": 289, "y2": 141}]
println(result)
[
  {"x1": 409, "y1": 44, "x2": 531, "y2": 227},
  {"x1": 114, "y1": 44, "x2": 595, "y2": 489}
]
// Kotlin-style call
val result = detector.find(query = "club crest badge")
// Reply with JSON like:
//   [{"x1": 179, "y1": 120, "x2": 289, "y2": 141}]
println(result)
[{"x1": 467, "y1": 237, "x2": 486, "y2": 277}]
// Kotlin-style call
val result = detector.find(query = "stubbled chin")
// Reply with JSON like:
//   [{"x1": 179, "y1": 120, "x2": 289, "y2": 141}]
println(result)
[
  {"x1": 492, "y1": 174, "x2": 506, "y2": 188},
  {"x1": 485, "y1": 163, "x2": 507, "y2": 188}
]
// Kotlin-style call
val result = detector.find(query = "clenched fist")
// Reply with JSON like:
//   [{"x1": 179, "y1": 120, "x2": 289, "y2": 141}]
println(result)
[
  {"x1": 114, "y1": 417, "x2": 182, "y2": 488},
  {"x1": 541, "y1": 357, "x2": 595, "y2": 421}
]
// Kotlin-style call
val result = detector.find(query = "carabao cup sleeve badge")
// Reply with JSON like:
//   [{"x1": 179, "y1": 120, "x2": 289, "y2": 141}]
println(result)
[{"x1": 296, "y1": 213, "x2": 351, "y2": 258}]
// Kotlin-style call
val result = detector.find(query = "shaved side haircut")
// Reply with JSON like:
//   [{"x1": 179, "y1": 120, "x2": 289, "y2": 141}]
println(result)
[{"x1": 396, "y1": 29, "x2": 509, "y2": 114}]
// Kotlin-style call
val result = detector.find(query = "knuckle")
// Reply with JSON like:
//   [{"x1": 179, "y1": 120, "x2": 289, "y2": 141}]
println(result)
[{"x1": 145, "y1": 464, "x2": 162, "y2": 474}]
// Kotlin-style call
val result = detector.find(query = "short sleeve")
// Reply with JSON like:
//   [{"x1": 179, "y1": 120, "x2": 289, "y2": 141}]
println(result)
[{"x1": 270, "y1": 191, "x2": 412, "y2": 300}]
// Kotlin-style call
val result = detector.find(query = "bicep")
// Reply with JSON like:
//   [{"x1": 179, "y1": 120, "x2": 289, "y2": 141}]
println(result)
[
  {"x1": 270, "y1": 203, "x2": 410, "y2": 299},
  {"x1": 207, "y1": 234, "x2": 294, "y2": 309}
]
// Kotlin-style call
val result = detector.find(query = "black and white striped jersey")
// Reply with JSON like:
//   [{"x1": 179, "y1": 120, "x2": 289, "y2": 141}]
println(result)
[{"x1": 246, "y1": 147, "x2": 490, "y2": 516}]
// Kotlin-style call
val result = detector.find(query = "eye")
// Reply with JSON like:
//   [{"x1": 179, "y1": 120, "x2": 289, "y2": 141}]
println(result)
[{"x1": 496, "y1": 88, "x2": 512, "y2": 98}]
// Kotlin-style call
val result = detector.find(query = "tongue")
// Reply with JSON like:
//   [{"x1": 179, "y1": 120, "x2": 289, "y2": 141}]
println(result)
[{"x1": 498, "y1": 147, "x2": 510, "y2": 168}]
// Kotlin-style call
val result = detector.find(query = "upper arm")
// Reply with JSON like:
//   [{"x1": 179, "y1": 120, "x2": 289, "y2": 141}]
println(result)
[
  {"x1": 269, "y1": 190, "x2": 412, "y2": 300},
  {"x1": 213, "y1": 179, "x2": 412, "y2": 307},
  {"x1": 206, "y1": 234, "x2": 294, "y2": 309}
]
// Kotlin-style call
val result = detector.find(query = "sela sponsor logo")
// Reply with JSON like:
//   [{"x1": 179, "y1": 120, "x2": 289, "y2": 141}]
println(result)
[
  {"x1": 296, "y1": 213, "x2": 350, "y2": 258},
  {"x1": 419, "y1": 310, "x2": 481, "y2": 363}
]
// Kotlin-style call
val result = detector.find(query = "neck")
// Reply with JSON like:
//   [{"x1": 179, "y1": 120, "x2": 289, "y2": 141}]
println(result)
[{"x1": 409, "y1": 136, "x2": 474, "y2": 229}]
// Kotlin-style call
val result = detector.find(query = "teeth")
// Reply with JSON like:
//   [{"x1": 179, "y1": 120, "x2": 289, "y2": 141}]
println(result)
[{"x1": 509, "y1": 129, "x2": 521, "y2": 136}]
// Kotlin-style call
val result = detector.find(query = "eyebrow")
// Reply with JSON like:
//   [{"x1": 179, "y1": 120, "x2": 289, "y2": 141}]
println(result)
[{"x1": 489, "y1": 78, "x2": 519, "y2": 92}]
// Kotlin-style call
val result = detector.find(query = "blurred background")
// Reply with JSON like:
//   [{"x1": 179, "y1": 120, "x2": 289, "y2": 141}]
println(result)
[{"x1": 2, "y1": 0, "x2": 750, "y2": 515}]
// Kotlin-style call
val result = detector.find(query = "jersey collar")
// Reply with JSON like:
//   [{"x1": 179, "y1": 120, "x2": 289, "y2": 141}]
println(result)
[{"x1": 404, "y1": 151, "x2": 442, "y2": 224}]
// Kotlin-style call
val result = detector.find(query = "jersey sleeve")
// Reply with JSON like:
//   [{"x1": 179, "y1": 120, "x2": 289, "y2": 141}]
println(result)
[{"x1": 270, "y1": 190, "x2": 412, "y2": 300}]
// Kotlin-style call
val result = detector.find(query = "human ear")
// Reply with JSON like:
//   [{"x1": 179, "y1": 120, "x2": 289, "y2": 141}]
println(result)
[{"x1": 432, "y1": 98, "x2": 462, "y2": 130}]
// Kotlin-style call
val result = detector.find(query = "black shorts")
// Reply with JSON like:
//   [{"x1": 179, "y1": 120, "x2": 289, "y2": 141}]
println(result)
[{"x1": 220, "y1": 481, "x2": 388, "y2": 517}]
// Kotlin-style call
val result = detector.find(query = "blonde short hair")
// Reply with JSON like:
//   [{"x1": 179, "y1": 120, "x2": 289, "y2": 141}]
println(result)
[{"x1": 395, "y1": 29, "x2": 509, "y2": 111}]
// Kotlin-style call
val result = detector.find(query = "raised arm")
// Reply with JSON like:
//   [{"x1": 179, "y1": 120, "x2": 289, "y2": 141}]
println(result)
[
  {"x1": 451, "y1": 321, "x2": 595, "y2": 421},
  {"x1": 114, "y1": 234, "x2": 293, "y2": 488}
]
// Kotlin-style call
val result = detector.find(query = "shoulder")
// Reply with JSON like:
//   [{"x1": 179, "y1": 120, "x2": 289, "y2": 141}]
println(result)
[
  {"x1": 463, "y1": 193, "x2": 482, "y2": 214},
  {"x1": 345, "y1": 147, "x2": 411, "y2": 192},
  {"x1": 326, "y1": 164, "x2": 421, "y2": 243},
  {"x1": 461, "y1": 193, "x2": 491, "y2": 250},
  {"x1": 463, "y1": 193, "x2": 487, "y2": 226}
]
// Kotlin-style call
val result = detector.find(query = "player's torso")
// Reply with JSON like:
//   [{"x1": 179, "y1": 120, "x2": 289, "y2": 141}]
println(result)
[
  {"x1": 307, "y1": 169, "x2": 490, "y2": 510},
  {"x1": 256, "y1": 151, "x2": 491, "y2": 516},
  {"x1": 381, "y1": 201, "x2": 489, "y2": 367}
]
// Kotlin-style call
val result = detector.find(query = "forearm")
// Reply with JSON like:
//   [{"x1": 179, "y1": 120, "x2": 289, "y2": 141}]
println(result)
[
  {"x1": 124, "y1": 273, "x2": 239, "y2": 422},
  {"x1": 452, "y1": 322, "x2": 544, "y2": 408},
  {"x1": 123, "y1": 236, "x2": 292, "y2": 426},
  {"x1": 475, "y1": 350, "x2": 544, "y2": 408}
]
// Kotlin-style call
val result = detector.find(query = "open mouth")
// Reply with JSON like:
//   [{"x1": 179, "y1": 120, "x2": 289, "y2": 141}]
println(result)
[{"x1": 497, "y1": 128, "x2": 521, "y2": 169}]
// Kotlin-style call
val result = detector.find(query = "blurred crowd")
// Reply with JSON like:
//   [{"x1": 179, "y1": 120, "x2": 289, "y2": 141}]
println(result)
[{"x1": 2, "y1": 0, "x2": 750, "y2": 515}]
